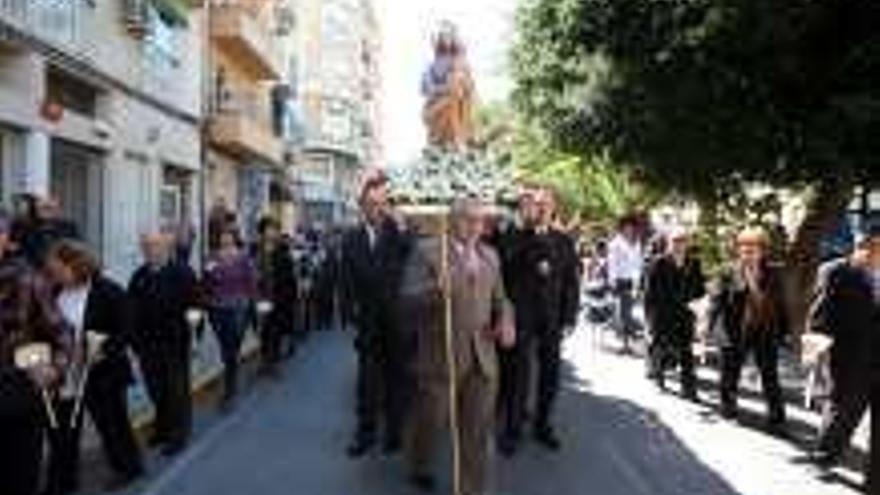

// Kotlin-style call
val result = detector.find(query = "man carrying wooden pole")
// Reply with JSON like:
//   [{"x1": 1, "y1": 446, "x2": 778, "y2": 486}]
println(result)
[{"x1": 400, "y1": 197, "x2": 515, "y2": 495}]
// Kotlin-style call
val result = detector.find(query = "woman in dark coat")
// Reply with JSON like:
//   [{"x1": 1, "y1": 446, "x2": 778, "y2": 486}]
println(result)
[
  {"x1": 709, "y1": 228, "x2": 789, "y2": 430},
  {"x1": 0, "y1": 217, "x2": 69, "y2": 495},
  {"x1": 44, "y1": 241, "x2": 143, "y2": 494},
  {"x1": 253, "y1": 217, "x2": 297, "y2": 375},
  {"x1": 644, "y1": 229, "x2": 706, "y2": 400}
]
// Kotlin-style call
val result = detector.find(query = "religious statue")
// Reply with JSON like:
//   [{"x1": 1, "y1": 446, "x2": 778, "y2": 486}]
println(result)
[{"x1": 421, "y1": 22, "x2": 475, "y2": 150}]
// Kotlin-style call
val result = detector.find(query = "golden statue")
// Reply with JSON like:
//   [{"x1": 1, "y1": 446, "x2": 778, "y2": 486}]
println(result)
[{"x1": 422, "y1": 22, "x2": 475, "y2": 150}]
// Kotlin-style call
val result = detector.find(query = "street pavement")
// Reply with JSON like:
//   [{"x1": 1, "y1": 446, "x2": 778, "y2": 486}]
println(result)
[{"x1": 98, "y1": 327, "x2": 863, "y2": 495}]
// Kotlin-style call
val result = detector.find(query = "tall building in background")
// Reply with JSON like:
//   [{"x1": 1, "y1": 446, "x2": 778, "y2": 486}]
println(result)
[
  {"x1": 198, "y1": 0, "x2": 294, "y2": 238},
  {"x1": 291, "y1": 0, "x2": 383, "y2": 226},
  {"x1": 0, "y1": 0, "x2": 202, "y2": 280}
]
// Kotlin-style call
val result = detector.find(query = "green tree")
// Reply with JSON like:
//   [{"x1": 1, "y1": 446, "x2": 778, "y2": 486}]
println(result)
[
  {"x1": 512, "y1": 0, "x2": 880, "y2": 330},
  {"x1": 473, "y1": 102, "x2": 654, "y2": 226}
]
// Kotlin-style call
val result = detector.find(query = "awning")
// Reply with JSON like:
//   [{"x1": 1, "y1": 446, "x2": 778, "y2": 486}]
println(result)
[{"x1": 151, "y1": 0, "x2": 190, "y2": 27}]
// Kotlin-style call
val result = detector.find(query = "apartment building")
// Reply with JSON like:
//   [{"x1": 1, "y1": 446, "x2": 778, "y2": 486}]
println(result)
[
  {"x1": 0, "y1": 0, "x2": 202, "y2": 280},
  {"x1": 291, "y1": 0, "x2": 382, "y2": 226},
  {"x1": 200, "y1": 0, "x2": 294, "y2": 238}
]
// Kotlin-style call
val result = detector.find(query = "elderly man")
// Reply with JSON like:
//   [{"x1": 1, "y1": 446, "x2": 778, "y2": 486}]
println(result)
[
  {"x1": 401, "y1": 197, "x2": 514, "y2": 494},
  {"x1": 128, "y1": 232, "x2": 199, "y2": 456},
  {"x1": 709, "y1": 227, "x2": 789, "y2": 431},
  {"x1": 644, "y1": 227, "x2": 706, "y2": 400},
  {"x1": 808, "y1": 224, "x2": 880, "y2": 485}
]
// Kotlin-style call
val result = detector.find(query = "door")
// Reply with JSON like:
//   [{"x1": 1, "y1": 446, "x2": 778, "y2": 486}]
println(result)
[{"x1": 50, "y1": 139, "x2": 104, "y2": 255}]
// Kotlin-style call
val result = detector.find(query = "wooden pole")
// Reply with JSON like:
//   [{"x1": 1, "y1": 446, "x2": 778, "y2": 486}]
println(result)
[{"x1": 440, "y1": 215, "x2": 462, "y2": 495}]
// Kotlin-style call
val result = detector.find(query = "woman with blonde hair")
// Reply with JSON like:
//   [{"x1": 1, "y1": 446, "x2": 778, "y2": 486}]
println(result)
[{"x1": 709, "y1": 227, "x2": 789, "y2": 431}]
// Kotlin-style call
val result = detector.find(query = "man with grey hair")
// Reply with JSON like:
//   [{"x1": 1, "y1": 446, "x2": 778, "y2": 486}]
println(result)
[
  {"x1": 644, "y1": 227, "x2": 706, "y2": 400},
  {"x1": 808, "y1": 222, "x2": 880, "y2": 490},
  {"x1": 401, "y1": 196, "x2": 514, "y2": 494},
  {"x1": 128, "y1": 231, "x2": 200, "y2": 456}
]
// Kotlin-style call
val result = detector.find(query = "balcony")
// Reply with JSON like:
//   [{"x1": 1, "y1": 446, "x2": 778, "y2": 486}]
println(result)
[
  {"x1": 209, "y1": 86, "x2": 283, "y2": 165},
  {"x1": 0, "y1": 0, "x2": 83, "y2": 51},
  {"x1": 210, "y1": 2, "x2": 282, "y2": 80}
]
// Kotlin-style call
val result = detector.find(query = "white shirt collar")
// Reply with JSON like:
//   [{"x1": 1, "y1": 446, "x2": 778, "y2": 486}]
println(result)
[{"x1": 58, "y1": 283, "x2": 91, "y2": 335}]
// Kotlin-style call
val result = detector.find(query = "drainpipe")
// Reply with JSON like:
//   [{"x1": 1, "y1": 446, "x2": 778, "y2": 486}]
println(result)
[{"x1": 198, "y1": 0, "x2": 213, "y2": 272}]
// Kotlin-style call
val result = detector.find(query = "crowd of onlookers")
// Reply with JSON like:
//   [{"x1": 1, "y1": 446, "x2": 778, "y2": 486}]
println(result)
[
  {"x1": 1, "y1": 187, "x2": 876, "y2": 495},
  {"x1": 0, "y1": 194, "x2": 344, "y2": 495},
  {"x1": 580, "y1": 214, "x2": 880, "y2": 492}
]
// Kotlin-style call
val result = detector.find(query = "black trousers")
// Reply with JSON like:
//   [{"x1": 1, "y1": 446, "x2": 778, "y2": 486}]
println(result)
[
  {"x1": 614, "y1": 279, "x2": 639, "y2": 347},
  {"x1": 47, "y1": 374, "x2": 142, "y2": 494},
  {"x1": 500, "y1": 320, "x2": 563, "y2": 437},
  {"x1": 720, "y1": 332, "x2": 785, "y2": 424},
  {"x1": 261, "y1": 309, "x2": 284, "y2": 368},
  {"x1": 0, "y1": 372, "x2": 44, "y2": 495},
  {"x1": 867, "y1": 382, "x2": 880, "y2": 493},
  {"x1": 139, "y1": 347, "x2": 192, "y2": 447},
  {"x1": 648, "y1": 322, "x2": 696, "y2": 395},
  {"x1": 354, "y1": 317, "x2": 406, "y2": 442}
]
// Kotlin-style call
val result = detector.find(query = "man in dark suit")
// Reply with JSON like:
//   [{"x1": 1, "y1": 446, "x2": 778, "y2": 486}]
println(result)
[
  {"x1": 808, "y1": 225, "x2": 880, "y2": 484},
  {"x1": 498, "y1": 187, "x2": 580, "y2": 455},
  {"x1": 129, "y1": 232, "x2": 199, "y2": 456},
  {"x1": 341, "y1": 175, "x2": 412, "y2": 457},
  {"x1": 644, "y1": 228, "x2": 706, "y2": 400}
]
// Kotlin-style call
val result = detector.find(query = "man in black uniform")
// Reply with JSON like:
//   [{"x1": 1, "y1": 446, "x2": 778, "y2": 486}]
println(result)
[
  {"x1": 342, "y1": 175, "x2": 412, "y2": 457},
  {"x1": 129, "y1": 232, "x2": 199, "y2": 456},
  {"x1": 808, "y1": 225, "x2": 880, "y2": 489},
  {"x1": 499, "y1": 187, "x2": 580, "y2": 455}
]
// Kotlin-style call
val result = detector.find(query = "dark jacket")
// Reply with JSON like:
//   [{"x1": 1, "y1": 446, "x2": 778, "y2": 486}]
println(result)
[
  {"x1": 708, "y1": 262, "x2": 790, "y2": 349},
  {"x1": 341, "y1": 217, "x2": 412, "y2": 330},
  {"x1": 128, "y1": 261, "x2": 199, "y2": 358},
  {"x1": 644, "y1": 254, "x2": 706, "y2": 343},
  {"x1": 253, "y1": 241, "x2": 297, "y2": 305},
  {"x1": 84, "y1": 276, "x2": 135, "y2": 388},
  {"x1": 808, "y1": 258, "x2": 880, "y2": 379},
  {"x1": 504, "y1": 227, "x2": 581, "y2": 334},
  {"x1": 0, "y1": 257, "x2": 68, "y2": 417}
]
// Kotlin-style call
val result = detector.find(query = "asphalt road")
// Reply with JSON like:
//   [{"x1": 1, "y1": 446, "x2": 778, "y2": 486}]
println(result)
[{"x1": 106, "y1": 327, "x2": 863, "y2": 495}]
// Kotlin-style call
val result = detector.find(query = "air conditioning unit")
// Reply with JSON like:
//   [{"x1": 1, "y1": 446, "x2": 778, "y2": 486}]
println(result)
[{"x1": 123, "y1": 0, "x2": 149, "y2": 39}]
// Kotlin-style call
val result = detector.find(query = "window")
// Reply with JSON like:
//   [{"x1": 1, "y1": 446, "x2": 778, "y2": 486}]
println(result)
[
  {"x1": 46, "y1": 68, "x2": 100, "y2": 118},
  {"x1": 143, "y1": 4, "x2": 181, "y2": 77}
]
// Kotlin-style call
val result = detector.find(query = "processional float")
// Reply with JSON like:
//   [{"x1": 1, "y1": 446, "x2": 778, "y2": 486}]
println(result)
[{"x1": 383, "y1": 22, "x2": 519, "y2": 495}]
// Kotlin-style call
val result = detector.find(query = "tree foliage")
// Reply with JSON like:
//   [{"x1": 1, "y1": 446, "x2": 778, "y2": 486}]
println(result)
[
  {"x1": 473, "y1": 102, "x2": 655, "y2": 224},
  {"x1": 511, "y1": 0, "x2": 880, "y2": 201}
]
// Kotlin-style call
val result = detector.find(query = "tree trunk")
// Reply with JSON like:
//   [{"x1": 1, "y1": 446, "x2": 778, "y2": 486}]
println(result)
[{"x1": 785, "y1": 176, "x2": 855, "y2": 344}]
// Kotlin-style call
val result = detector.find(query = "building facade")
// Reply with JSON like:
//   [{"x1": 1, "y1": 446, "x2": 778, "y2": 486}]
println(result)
[
  {"x1": 200, "y1": 0, "x2": 293, "y2": 239},
  {"x1": 290, "y1": 0, "x2": 382, "y2": 227},
  {"x1": 0, "y1": 0, "x2": 202, "y2": 280}
]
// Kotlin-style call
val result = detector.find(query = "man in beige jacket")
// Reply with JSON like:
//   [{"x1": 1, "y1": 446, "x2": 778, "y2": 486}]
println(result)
[{"x1": 400, "y1": 197, "x2": 515, "y2": 495}]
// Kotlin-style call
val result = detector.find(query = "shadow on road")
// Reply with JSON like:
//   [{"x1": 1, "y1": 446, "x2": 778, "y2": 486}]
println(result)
[{"x1": 496, "y1": 361, "x2": 744, "y2": 495}]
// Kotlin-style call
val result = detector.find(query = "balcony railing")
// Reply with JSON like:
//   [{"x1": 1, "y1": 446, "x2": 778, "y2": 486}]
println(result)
[
  {"x1": 210, "y1": 1, "x2": 282, "y2": 79},
  {"x1": 212, "y1": 86, "x2": 272, "y2": 129},
  {"x1": 0, "y1": 0, "x2": 81, "y2": 50},
  {"x1": 209, "y1": 86, "x2": 283, "y2": 164}
]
